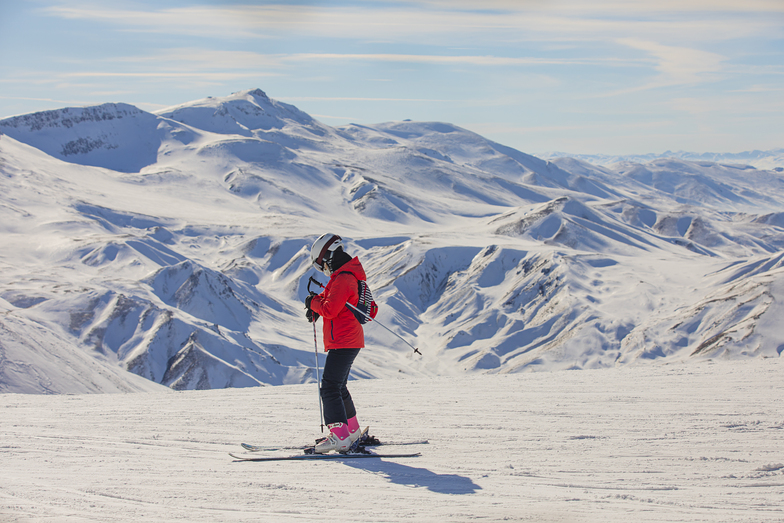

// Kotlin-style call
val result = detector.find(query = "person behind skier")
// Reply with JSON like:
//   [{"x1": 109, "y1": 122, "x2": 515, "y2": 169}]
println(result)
[{"x1": 305, "y1": 233, "x2": 368, "y2": 453}]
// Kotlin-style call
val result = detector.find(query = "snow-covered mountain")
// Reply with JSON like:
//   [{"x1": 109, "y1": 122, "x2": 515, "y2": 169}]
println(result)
[
  {"x1": 542, "y1": 149, "x2": 784, "y2": 171},
  {"x1": 1, "y1": 88, "x2": 783, "y2": 394}
]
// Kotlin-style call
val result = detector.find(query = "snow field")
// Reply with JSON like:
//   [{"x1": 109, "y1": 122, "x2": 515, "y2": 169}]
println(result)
[{"x1": 2, "y1": 358, "x2": 782, "y2": 522}]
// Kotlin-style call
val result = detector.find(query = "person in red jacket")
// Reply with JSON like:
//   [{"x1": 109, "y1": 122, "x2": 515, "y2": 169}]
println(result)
[{"x1": 305, "y1": 233, "x2": 367, "y2": 453}]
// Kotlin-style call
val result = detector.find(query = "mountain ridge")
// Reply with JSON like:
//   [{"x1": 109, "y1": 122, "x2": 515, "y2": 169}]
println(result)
[
  {"x1": 1, "y1": 88, "x2": 783, "y2": 393},
  {"x1": 542, "y1": 148, "x2": 784, "y2": 171}
]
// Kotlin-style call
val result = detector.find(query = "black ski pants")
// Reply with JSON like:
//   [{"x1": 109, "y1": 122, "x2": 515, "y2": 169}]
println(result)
[{"x1": 320, "y1": 348, "x2": 360, "y2": 426}]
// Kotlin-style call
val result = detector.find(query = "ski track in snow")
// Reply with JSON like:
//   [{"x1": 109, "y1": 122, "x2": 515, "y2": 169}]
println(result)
[{"x1": 1, "y1": 359, "x2": 782, "y2": 522}]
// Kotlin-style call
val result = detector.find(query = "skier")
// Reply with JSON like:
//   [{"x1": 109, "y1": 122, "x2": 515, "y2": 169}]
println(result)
[{"x1": 305, "y1": 233, "x2": 369, "y2": 453}]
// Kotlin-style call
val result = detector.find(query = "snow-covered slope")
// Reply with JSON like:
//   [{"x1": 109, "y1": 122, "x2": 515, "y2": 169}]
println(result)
[
  {"x1": 1, "y1": 88, "x2": 783, "y2": 393},
  {"x1": 1, "y1": 360, "x2": 782, "y2": 522},
  {"x1": 0, "y1": 103, "x2": 177, "y2": 173}
]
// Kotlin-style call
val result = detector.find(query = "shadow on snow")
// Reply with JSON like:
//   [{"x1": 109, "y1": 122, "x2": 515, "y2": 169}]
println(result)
[{"x1": 344, "y1": 459, "x2": 482, "y2": 495}]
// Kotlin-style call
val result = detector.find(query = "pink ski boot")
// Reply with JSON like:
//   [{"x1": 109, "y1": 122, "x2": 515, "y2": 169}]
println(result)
[
  {"x1": 314, "y1": 422, "x2": 351, "y2": 454},
  {"x1": 347, "y1": 415, "x2": 362, "y2": 444}
]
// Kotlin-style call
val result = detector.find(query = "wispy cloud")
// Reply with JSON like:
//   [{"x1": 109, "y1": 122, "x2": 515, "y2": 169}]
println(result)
[
  {"x1": 47, "y1": 48, "x2": 286, "y2": 84},
  {"x1": 110, "y1": 49, "x2": 284, "y2": 70},
  {"x1": 407, "y1": 0, "x2": 784, "y2": 13},
  {"x1": 41, "y1": 5, "x2": 277, "y2": 39},
  {"x1": 283, "y1": 53, "x2": 638, "y2": 68},
  {"x1": 42, "y1": 3, "x2": 782, "y2": 43},
  {"x1": 469, "y1": 118, "x2": 673, "y2": 136},
  {"x1": 0, "y1": 94, "x2": 94, "y2": 106},
  {"x1": 61, "y1": 71, "x2": 281, "y2": 81},
  {"x1": 282, "y1": 96, "x2": 454, "y2": 103},
  {"x1": 617, "y1": 39, "x2": 726, "y2": 86},
  {"x1": 669, "y1": 92, "x2": 784, "y2": 116}
]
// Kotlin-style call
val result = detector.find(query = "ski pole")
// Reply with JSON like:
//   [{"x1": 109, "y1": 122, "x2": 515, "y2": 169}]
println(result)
[
  {"x1": 312, "y1": 321, "x2": 325, "y2": 433},
  {"x1": 345, "y1": 301, "x2": 422, "y2": 355},
  {"x1": 308, "y1": 276, "x2": 422, "y2": 356}
]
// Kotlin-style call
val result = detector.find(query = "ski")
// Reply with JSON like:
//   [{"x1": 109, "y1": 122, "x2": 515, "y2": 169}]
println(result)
[
  {"x1": 363, "y1": 438, "x2": 428, "y2": 447},
  {"x1": 241, "y1": 426, "x2": 367, "y2": 453},
  {"x1": 241, "y1": 443, "x2": 312, "y2": 452},
  {"x1": 230, "y1": 451, "x2": 421, "y2": 462},
  {"x1": 240, "y1": 439, "x2": 429, "y2": 452},
  {"x1": 241, "y1": 426, "x2": 428, "y2": 453}
]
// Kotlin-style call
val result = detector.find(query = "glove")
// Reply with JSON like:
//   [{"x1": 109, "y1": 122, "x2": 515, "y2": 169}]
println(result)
[{"x1": 305, "y1": 294, "x2": 320, "y2": 323}]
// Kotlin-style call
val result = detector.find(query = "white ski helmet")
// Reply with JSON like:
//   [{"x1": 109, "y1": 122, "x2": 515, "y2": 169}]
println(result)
[{"x1": 311, "y1": 233, "x2": 343, "y2": 272}]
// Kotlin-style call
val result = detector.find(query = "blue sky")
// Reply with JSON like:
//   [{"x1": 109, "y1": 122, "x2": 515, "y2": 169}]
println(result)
[{"x1": 1, "y1": 1, "x2": 782, "y2": 155}]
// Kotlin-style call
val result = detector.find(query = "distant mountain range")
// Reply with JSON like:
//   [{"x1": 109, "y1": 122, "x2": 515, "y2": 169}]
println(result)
[
  {"x1": 1, "y1": 88, "x2": 783, "y2": 394},
  {"x1": 541, "y1": 149, "x2": 784, "y2": 171}
]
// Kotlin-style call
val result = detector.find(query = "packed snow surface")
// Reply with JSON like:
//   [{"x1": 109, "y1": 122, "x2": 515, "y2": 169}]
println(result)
[{"x1": 1, "y1": 359, "x2": 782, "y2": 522}]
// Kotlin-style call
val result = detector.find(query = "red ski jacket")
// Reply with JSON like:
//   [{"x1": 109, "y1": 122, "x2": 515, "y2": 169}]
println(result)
[{"x1": 310, "y1": 257, "x2": 366, "y2": 350}]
